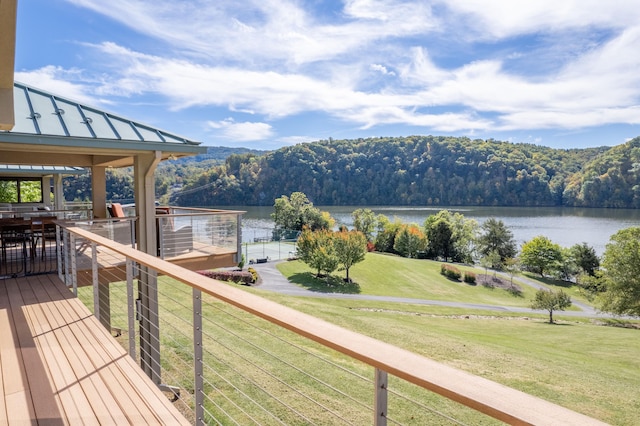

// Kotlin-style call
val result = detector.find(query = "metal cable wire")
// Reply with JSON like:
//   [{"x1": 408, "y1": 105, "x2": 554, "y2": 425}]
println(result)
[
  {"x1": 199, "y1": 311, "x2": 357, "y2": 424},
  {"x1": 199, "y1": 373, "x2": 271, "y2": 426},
  {"x1": 205, "y1": 300, "x2": 372, "y2": 410}
]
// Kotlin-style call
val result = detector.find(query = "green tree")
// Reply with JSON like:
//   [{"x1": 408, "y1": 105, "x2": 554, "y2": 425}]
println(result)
[
  {"x1": 424, "y1": 210, "x2": 477, "y2": 263},
  {"x1": 480, "y1": 250, "x2": 501, "y2": 277},
  {"x1": 272, "y1": 192, "x2": 334, "y2": 233},
  {"x1": 374, "y1": 217, "x2": 403, "y2": 254},
  {"x1": 296, "y1": 228, "x2": 338, "y2": 277},
  {"x1": 570, "y1": 242, "x2": 600, "y2": 276},
  {"x1": 477, "y1": 218, "x2": 517, "y2": 263},
  {"x1": 520, "y1": 236, "x2": 563, "y2": 277},
  {"x1": 531, "y1": 289, "x2": 572, "y2": 324},
  {"x1": 556, "y1": 247, "x2": 579, "y2": 281},
  {"x1": 599, "y1": 227, "x2": 640, "y2": 316},
  {"x1": 503, "y1": 257, "x2": 520, "y2": 288},
  {"x1": 393, "y1": 224, "x2": 428, "y2": 258},
  {"x1": 352, "y1": 208, "x2": 376, "y2": 241},
  {"x1": 425, "y1": 218, "x2": 454, "y2": 261},
  {"x1": 333, "y1": 230, "x2": 367, "y2": 281}
]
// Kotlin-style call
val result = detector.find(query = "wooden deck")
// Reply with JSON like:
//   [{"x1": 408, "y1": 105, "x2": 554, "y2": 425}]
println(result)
[{"x1": 0, "y1": 274, "x2": 189, "y2": 425}]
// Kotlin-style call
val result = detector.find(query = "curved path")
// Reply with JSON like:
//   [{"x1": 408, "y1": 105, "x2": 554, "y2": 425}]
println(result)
[{"x1": 250, "y1": 261, "x2": 610, "y2": 319}]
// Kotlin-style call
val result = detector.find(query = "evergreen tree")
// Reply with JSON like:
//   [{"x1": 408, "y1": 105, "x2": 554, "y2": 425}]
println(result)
[{"x1": 477, "y1": 218, "x2": 517, "y2": 264}]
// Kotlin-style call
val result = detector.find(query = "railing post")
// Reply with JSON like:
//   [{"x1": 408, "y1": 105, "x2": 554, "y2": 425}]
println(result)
[
  {"x1": 139, "y1": 266, "x2": 161, "y2": 384},
  {"x1": 69, "y1": 233, "x2": 77, "y2": 296},
  {"x1": 56, "y1": 224, "x2": 63, "y2": 281},
  {"x1": 63, "y1": 228, "x2": 70, "y2": 287},
  {"x1": 92, "y1": 242, "x2": 99, "y2": 321},
  {"x1": 236, "y1": 213, "x2": 243, "y2": 263},
  {"x1": 374, "y1": 368, "x2": 388, "y2": 426},
  {"x1": 193, "y1": 288, "x2": 204, "y2": 425},
  {"x1": 158, "y1": 217, "x2": 165, "y2": 259},
  {"x1": 126, "y1": 259, "x2": 136, "y2": 359}
]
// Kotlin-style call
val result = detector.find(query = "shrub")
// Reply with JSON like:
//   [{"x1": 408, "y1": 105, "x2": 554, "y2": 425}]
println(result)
[
  {"x1": 247, "y1": 267, "x2": 259, "y2": 283},
  {"x1": 440, "y1": 264, "x2": 462, "y2": 280},
  {"x1": 463, "y1": 272, "x2": 476, "y2": 284},
  {"x1": 197, "y1": 269, "x2": 254, "y2": 285}
]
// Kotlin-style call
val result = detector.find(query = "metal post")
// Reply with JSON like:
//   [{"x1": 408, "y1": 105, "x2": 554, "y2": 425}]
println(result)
[
  {"x1": 92, "y1": 242, "x2": 99, "y2": 320},
  {"x1": 139, "y1": 266, "x2": 161, "y2": 384},
  {"x1": 126, "y1": 259, "x2": 136, "y2": 359},
  {"x1": 158, "y1": 217, "x2": 165, "y2": 259},
  {"x1": 193, "y1": 288, "x2": 204, "y2": 425},
  {"x1": 56, "y1": 225, "x2": 63, "y2": 281},
  {"x1": 69, "y1": 233, "x2": 77, "y2": 296},
  {"x1": 374, "y1": 368, "x2": 388, "y2": 426},
  {"x1": 63, "y1": 228, "x2": 70, "y2": 286},
  {"x1": 236, "y1": 213, "x2": 243, "y2": 263}
]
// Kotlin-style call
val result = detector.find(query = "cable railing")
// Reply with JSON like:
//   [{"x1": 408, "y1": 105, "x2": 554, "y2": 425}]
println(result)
[{"x1": 59, "y1": 224, "x2": 606, "y2": 426}]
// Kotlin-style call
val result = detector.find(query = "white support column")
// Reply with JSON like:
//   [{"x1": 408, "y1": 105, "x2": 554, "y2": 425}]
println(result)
[
  {"x1": 134, "y1": 151, "x2": 162, "y2": 384},
  {"x1": 53, "y1": 174, "x2": 64, "y2": 210},
  {"x1": 134, "y1": 151, "x2": 161, "y2": 255}
]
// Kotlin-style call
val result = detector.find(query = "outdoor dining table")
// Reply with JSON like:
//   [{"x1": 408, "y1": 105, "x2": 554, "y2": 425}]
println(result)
[{"x1": 0, "y1": 217, "x2": 57, "y2": 262}]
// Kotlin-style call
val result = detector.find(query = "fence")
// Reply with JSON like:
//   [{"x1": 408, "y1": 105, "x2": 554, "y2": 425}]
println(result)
[{"x1": 58, "y1": 224, "x2": 605, "y2": 426}]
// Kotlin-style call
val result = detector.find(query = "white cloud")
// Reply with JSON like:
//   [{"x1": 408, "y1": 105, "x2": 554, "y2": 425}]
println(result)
[
  {"x1": 370, "y1": 64, "x2": 395, "y2": 76},
  {"x1": 207, "y1": 118, "x2": 274, "y2": 142},
  {"x1": 438, "y1": 0, "x2": 640, "y2": 39},
  {"x1": 15, "y1": 66, "x2": 97, "y2": 105},
  {"x1": 46, "y1": 1, "x2": 640, "y2": 140}
]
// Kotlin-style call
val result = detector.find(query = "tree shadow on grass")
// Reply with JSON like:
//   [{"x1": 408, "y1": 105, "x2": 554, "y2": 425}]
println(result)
[{"x1": 289, "y1": 272, "x2": 361, "y2": 294}]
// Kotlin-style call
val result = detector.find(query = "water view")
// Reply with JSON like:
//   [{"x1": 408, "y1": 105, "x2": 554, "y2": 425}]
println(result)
[{"x1": 232, "y1": 205, "x2": 640, "y2": 255}]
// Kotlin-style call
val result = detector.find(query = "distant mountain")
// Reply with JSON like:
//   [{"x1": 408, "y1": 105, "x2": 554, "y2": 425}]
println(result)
[
  {"x1": 68, "y1": 136, "x2": 640, "y2": 209},
  {"x1": 164, "y1": 146, "x2": 269, "y2": 166},
  {"x1": 172, "y1": 135, "x2": 640, "y2": 208}
]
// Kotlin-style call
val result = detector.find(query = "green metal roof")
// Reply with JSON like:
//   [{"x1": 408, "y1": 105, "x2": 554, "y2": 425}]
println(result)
[
  {"x1": 3, "y1": 82, "x2": 202, "y2": 148},
  {"x1": 0, "y1": 164, "x2": 87, "y2": 175}
]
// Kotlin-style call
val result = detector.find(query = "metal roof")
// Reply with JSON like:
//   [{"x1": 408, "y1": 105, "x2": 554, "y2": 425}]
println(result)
[
  {"x1": 4, "y1": 81, "x2": 201, "y2": 146},
  {"x1": 0, "y1": 164, "x2": 87, "y2": 175}
]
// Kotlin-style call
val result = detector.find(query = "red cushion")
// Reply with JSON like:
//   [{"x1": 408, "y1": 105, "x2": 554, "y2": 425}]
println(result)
[{"x1": 111, "y1": 203, "x2": 126, "y2": 218}]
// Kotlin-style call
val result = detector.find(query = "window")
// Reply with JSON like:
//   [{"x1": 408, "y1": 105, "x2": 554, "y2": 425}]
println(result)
[{"x1": 0, "y1": 178, "x2": 43, "y2": 203}]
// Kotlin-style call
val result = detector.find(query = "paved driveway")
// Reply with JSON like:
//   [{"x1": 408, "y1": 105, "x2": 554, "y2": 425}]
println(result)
[{"x1": 249, "y1": 261, "x2": 611, "y2": 319}]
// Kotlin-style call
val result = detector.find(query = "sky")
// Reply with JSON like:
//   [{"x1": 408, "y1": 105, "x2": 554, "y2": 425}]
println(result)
[{"x1": 13, "y1": 0, "x2": 640, "y2": 150}]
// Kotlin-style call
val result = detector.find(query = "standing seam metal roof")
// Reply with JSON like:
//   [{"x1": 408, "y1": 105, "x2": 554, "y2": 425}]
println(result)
[{"x1": 5, "y1": 82, "x2": 201, "y2": 146}]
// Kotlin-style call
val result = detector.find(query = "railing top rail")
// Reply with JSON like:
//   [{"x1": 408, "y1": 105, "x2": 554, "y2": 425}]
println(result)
[
  {"x1": 63, "y1": 225, "x2": 606, "y2": 426},
  {"x1": 72, "y1": 217, "x2": 138, "y2": 223},
  {"x1": 161, "y1": 206, "x2": 246, "y2": 215}
]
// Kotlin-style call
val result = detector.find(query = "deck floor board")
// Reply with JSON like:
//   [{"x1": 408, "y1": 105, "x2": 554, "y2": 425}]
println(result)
[{"x1": 0, "y1": 274, "x2": 189, "y2": 425}]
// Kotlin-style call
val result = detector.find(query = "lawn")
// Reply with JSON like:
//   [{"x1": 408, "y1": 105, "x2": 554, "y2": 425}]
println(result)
[
  {"x1": 247, "y1": 290, "x2": 640, "y2": 425},
  {"x1": 277, "y1": 252, "x2": 548, "y2": 308}
]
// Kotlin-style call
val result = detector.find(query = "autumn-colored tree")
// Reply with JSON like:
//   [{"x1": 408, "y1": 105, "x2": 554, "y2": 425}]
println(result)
[
  {"x1": 296, "y1": 228, "x2": 338, "y2": 277},
  {"x1": 333, "y1": 230, "x2": 367, "y2": 281},
  {"x1": 393, "y1": 224, "x2": 427, "y2": 258}
]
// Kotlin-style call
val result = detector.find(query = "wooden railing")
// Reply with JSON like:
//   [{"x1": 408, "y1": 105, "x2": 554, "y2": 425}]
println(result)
[{"x1": 59, "y1": 224, "x2": 607, "y2": 426}]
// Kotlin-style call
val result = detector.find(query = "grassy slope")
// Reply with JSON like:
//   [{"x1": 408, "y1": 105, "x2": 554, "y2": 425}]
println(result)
[
  {"x1": 262, "y1": 254, "x2": 640, "y2": 424},
  {"x1": 278, "y1": 253, "x2": 542, "y2": 306}
]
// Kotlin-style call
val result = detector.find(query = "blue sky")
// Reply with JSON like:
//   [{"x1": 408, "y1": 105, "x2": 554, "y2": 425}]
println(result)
[{"x1": 14, "y1": 0, "x2": 640, "y2": 150}]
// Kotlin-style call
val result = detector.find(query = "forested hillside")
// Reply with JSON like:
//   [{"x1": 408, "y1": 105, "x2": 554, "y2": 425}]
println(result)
[
  {"x1": 173, "y1": 135, "x2": 640, "y2": 208},
  {"x1": 65, "y1": 136, "x2": 640, "y2": 208}
]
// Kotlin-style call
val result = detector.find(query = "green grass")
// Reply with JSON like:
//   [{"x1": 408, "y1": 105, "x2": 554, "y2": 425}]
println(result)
[
  {"x1": 245, "y1": 290, "x2": 640, "y2": 425},
  {"x1": 278, "y1": 253, "x2": 543, "y2": 307}
]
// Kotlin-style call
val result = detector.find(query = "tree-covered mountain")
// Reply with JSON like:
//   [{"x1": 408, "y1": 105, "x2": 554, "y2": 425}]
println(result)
[
  {"x1": 62, "y1": 146, "x2": 267, "y2": 204},
  {"x1": 65, "y1": 136, "x2": 640, "y2": 209},
  {"x1": 174, "y1": 135, "x2": 640, "y2": 208}
]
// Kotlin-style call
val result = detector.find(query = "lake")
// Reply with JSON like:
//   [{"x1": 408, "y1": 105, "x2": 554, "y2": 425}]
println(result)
[{"x1": 225, "y1": 205, "x2": 640, "y2": 255}]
